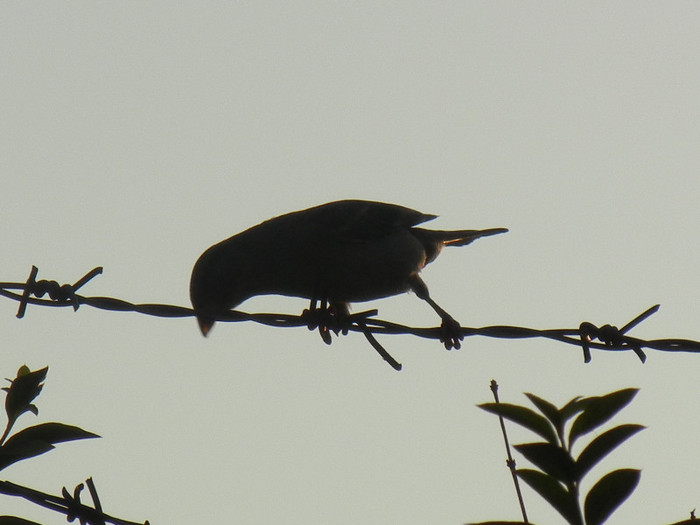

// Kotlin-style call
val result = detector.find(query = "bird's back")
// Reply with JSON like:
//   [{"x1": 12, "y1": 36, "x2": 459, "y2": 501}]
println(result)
[
  {"x1": 279, "y1": 199, "x2": 435, "y2": 241},
  {"x1": 247, "y1": 200, "x2": 434, "y2": 301}
]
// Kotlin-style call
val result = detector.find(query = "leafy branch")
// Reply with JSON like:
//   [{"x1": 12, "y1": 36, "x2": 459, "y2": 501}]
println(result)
[
  {"x1": 473, "y1": 384, "x2": 696, "y2": 525},
  {"x1": 0, "y1": 366, "x2": 148, "y2": 525},
  {"x1": 477, "y1": 386, "x2": 643, "y2": 525}
]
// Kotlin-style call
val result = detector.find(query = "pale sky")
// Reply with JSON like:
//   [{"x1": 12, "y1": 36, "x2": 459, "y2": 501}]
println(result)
[{"x1": 2, "y1": 3, "x2": 699, "y2": 524}]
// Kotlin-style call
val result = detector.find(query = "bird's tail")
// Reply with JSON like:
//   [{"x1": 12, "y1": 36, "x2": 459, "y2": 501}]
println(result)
[
  {"x1": 412, "y1": 227, "x2": 507, "y2": 264},
  {"x1": 414, "y1": 227, "x2": 508, "y2": 246},
  {"x1": 440, "y1": 227, "x2": 509, "y2": 246}
]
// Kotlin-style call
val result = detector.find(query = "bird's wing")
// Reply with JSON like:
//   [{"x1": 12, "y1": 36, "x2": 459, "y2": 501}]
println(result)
[{"x1": 306, "y1": 200, "x2": 436, "y2": 242}]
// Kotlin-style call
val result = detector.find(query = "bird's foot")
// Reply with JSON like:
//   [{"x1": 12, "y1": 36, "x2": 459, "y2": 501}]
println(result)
[
  {"x1": 439, "y1": 316, "x2": 464, "y2": 350},
  {"x1": 302, "y1": 301, "x2": 351, "y2": 345}
]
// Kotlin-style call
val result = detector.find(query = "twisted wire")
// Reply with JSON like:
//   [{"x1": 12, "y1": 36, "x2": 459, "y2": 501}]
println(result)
[{"x1": 3, "y1": 266, "x2": 700, "y2": 371}]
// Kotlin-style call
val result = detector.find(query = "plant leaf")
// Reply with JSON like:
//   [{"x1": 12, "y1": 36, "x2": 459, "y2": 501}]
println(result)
[
  {"x1": 0, "y1": 422, "x2": 99, "y2": 471},
  {"x1": 478, "y1": 403, "x2": 558, "y2": 444},
  {"x1": 5, "y1": 422, "x2": 99, "y2": 445},
  {"x1": 569, "y1": 389, "x2": 638, "y2": 447},
  {"x1": 3, "y1": 367, "x2": 48, "y2": 426},
  {"x1": 517, "y1": 469, "x2": 581, "y2": 525},
  {"x1": 560, "y1": 396, "x2": 587, "y2": 422},
  {"x1": 0, "y1": 516, "x2": 44, "y2": 524},
  {"x1": 515, "y1": 442, "x2": 576, "y2": 483},
  {"x1": 466, "y1": 521, "x2": 533, "y2": 525},
  {"x1": 525, "y1": 393, "x2": 562, "y2": 429},
  {"x1": 0, "y1": 439, "x2": 54, "y2": 471},
  {"x1": 575, "y1": 424, "x2": 645, "y2": 480},
  {"x1": 584, "y1": 468, "x2": 640, "y2": 525}
]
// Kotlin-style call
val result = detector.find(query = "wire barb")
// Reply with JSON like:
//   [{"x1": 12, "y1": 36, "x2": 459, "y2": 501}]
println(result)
[
  {"x1": 578, "y1": 306, "x2": 658, "y2": 364},
  {"x1": 2, "y1": 266, "x2": 700, "y2": 370},
  {"x1": 16, "y1": 265, "x2": 38, "y2": 319},
  {"x1": 0, "y1": 478, "x2": 148, "y2": 525}
]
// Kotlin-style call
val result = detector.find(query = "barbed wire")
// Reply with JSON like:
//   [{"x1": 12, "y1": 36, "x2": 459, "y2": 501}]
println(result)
[
  {"x1": 0, "y1": 477, "x2": 149, "y2": 525},
  {"x1": 2, "y1": 265, "x2": 700, "y2": 371}
]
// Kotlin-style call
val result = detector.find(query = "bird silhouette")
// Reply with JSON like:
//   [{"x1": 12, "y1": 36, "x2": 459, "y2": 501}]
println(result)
[{"x1": 190, "y1": 199, "x2": 507, "y2": 349}]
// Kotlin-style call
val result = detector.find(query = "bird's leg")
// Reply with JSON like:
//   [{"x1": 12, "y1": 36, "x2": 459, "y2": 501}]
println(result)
[
  {"x1": 423, "y1": 296, "x2": 463, "y2": 350},
  {"x1": 309, "y1": 297, "x2": 319, "y2": 311},
  {"x1": 329, "y1": 301, "x2": 351, "y2": 336},
  {"x1": 306, "y1": 297, "x2": 333, "y2": 344},
  {"x1": 408, "y1": 274, "x2": 463, "y2": 350}
]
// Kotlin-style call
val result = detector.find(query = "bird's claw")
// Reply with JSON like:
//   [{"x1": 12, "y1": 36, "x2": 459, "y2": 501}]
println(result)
[
  {"x1": 318, "y1": 324, "x2": 333, "y2": 345},
  {"x1": 439, "y1": 316, "x2": 463, "y2": 350},
  {"x1": 302, "y1": 304, "x2": 349, "y2": 345}
]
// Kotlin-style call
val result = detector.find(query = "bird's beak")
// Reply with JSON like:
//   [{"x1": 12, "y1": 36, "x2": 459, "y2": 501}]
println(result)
[{"x1": 197, "y1": 317, "x2": 214, "y2": 337}]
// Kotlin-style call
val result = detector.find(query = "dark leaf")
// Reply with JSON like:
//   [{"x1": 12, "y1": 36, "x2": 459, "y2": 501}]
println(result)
[
  {"x1": 4, "y1": 367, "x2": 48, "y2": 425},
  {"x1": 0, "y1": 517, "x2": 44, "y2": 525},
  {"x1": 0, "y1": 439, "x2": 53, "y2": 471},
  {"x1": 466, "y1": 522, "x2": 534, "y2": 525},
  {"x1": 560, "y1": 396, "x2": 587, "y2": 422},
  {"x1": 569, "y1": 389, "x2": 638, "y2": 447},
  {"x1": 478, "y1": 403, "x2": 558, "y2": 444},
  {"x1": 525, "y1": 393, "x2": 562, "y2": 430},
  {"x1": 584, "y1": 469, "x2": 640, "y2": 525},
  {"x1": 515, "y1": 442, "x2": 576, "y2": 483},
  {"x1": 0, "y1": 422, "x2": 99, "y2": 471},
  {"x1": 517, "y1": 469, "x2": 581, "y2": 525},
  {"x1": 5, "y1": 422, "x2": 99, "y2": 448},
  {"x1": 575, "y1": 424, "x2": 645, "y2": 480}
]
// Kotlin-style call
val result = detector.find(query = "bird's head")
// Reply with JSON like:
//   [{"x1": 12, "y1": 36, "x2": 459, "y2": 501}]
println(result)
[
  {"x1": 190, "y1": 259, "x2": 224, "y2": 337},
  {"x1": 189, "y1": 240, "x2": 253, "y2": 337}
]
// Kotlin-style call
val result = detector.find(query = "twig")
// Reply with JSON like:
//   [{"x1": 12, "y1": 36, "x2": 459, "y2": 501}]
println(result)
[{"x1": 489, "y1": 380, "x2": 529, "y2": 524}]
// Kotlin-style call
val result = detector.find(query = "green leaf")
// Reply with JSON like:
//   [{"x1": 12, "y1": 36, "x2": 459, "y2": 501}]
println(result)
[
  {"x1": 0, "y1": 422, "x2": 99, "y2": 471},
  {"x1": 525, "y1": 394, "x2": 589, "y2": 447},
  {"x1": 517, "y1": 469, "x2": 581, "y2": 525},
  {"x1": 6, "y1": 422, "x2": 99, "y2": 445},
  {"x1": 583, "y1": 469, "x2": 640, "y2": 525},
  {"x1": 3, "y1": 367, "x2": 48, "y2": 426},
  {"x1": 559, "y1": 396, "x2": 587, "y2": 422},
  {"x1": 525, "y1": 393, "x2": 562, "y2": 428},
  {"x1": 514, "y1": 442, "x2": 576, "y2": 483},
  {"x1": 569, "y1": 389, "x2": 638, "y2": 447},
  {"x1": 0, "y1": 439, "x2": 53, "y2": 471},
  {"x1": 575, "y1": 424, "x2": 644, "y2": 480},
  {"x1": 466, "y1": 522, "x2": 533, "y2": 525},
  {"x1": 478, "y1": 403, "x2": 558, "y2": 444},
  {"x1": 0, "y1": 516, "x2": 44, "y2": 525}
]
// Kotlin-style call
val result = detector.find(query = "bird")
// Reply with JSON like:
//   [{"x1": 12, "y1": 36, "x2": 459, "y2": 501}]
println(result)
[{"x1": 190, "y1": 199, "x2": 507, "y2": 349}]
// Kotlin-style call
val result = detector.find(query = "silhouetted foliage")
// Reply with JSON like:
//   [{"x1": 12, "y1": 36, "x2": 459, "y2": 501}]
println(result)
[
  {"x1": 0, "y1": 366, "x2": 148, "y2": 525},
  {"x1": 474, "y1": 387, "x2": 644, "y2": 525}
]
